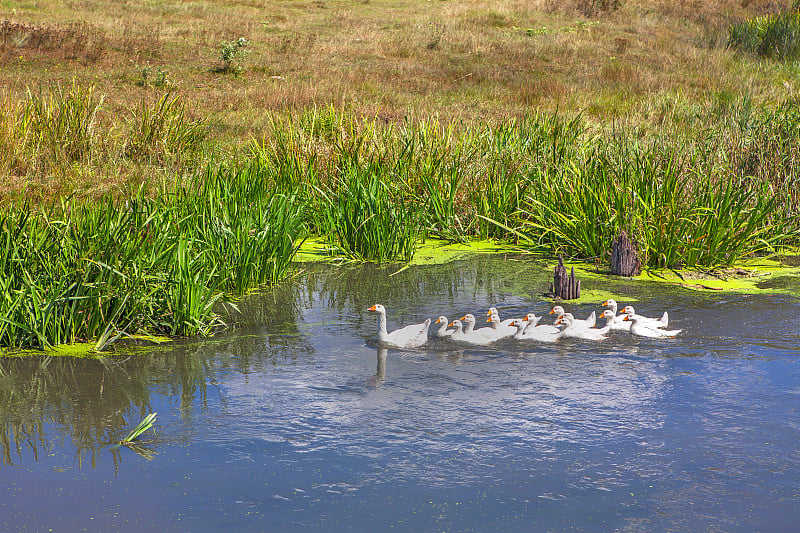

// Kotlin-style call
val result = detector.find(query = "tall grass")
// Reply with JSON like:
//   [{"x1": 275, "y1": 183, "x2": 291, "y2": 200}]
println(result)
[
  {"x1": 0, "y1": 84, "x2": 210, "y2": 201},
  {"x1": 0, "y1": 162, "x2": 306, "y2": 349},
  {"x1": 317, "y1": 157, "x2": 422, "y2": 262},
  {"x1": 729, "y1": 7, "x2": 800, "y2": 60},
  {"x1": 124, "y1": 91, "x2": 208, "y2": 163},
  {"x1": 393, "y1": 119, "x2": 470, "y2": 242},
  {"x1": 24, "y1": 82, "x2": 103, "y2": 165},
  {"x1": 2, "y1": 96, "x2": 799, "y2": 348},
  {"x1": 512, "y1": 135, "x2": 793, "y2": 267},
  {"x1": 246, "y1": 105, "x2": 797, "y2": 266}
]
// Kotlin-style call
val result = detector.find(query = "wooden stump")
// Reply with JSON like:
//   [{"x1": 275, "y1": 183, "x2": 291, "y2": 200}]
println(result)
[
  {"x1": 610, "y1": 230, "x2": 641, "y2": 277},
  {"x1": 550, "y1": 255, "x2": 581, "y2": 300}
]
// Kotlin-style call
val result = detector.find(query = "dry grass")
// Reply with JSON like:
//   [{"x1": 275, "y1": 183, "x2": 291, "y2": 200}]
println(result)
[{"x1": 0, "y1": 0, "x2": 793, "y2": 200}]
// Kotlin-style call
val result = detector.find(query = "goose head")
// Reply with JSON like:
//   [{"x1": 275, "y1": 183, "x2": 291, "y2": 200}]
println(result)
[
  {"x1": 367, "y1": 304, "x2": 386, "y2": 314},
  {"x1": 549, "y1": 306, "x2": 566, "y2": 318},
  {"x1": 509, "y1": 319, "x2": 526, "y2": 332},
  {"x1": 524, "y1": 313, "x2": 542, "y2": 326},
  {"x1": 555, "y1": 314, "x2": 573, "y2": 328},
  {"x1": 460, "y1": 313, "x2": 476, "y2": 324},
  {"x1": 600, "y1": 309, "x2": 616, "y2": 320}
]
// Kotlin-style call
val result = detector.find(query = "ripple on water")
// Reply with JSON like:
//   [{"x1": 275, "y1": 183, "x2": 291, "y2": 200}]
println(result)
[{"x1": 3, "y1": 259, "x2": 800, "y2": 532}]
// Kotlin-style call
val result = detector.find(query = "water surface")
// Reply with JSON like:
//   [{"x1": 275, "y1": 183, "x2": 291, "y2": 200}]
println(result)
[{"x1": 2, "y1": 257, "x2": 800, "y2": 531}]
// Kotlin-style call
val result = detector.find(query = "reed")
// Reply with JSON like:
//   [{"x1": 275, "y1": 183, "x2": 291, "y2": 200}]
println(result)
[
  {"x1": 24, "y1": 80, "x2": 103, "y2": 167},
  {"x1": 394, "y1": 119, "x2": 471, "y2": 242},
  {"x1": 0, "y1": 161, "x2": 307, "y2": 349},
  {"x1": 119, "y1": 412, "x2": 156, "y2": 444},
  {"x1": 512, "y1": 135, "x2": 795, "y2": 267},
  {"x1": 123, "y1": 91, "x2": 208, "y2": 163},
  {"x1": 2, "y1": 100, "x2": 799, "y2": 348},
  {"x1": 317, "y1": 159, "x2": 422, "y2": 262},
  {"x1": 729, "y1": 8, "x2": 800, "y2": 60}
]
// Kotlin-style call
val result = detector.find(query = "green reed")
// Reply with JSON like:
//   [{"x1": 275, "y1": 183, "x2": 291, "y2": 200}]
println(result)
[
  {"x1": 317, "y1": 159, "x2": 422, "y2": 262},
  {"x1": 512, "y1": 135, "x2": 794, "y2": 267},
  {"x1": 0, "y1": 162, "x2": 306, "y2": 349},
  {"x1": 394, "y1": 119, "x2": 470, "y2": 242},
  {"x1": 729, "y1": 8, "x2": 800, "y2": 60},
  {"x1": 119, "y1": 412, "x2": 156, "y2": 444},
  {"x1": 124, "y1": 91, "x2": 208, "y2": 162},
  {"x1": 22, "y1": 81, "x2": 103, "y2": 172}
]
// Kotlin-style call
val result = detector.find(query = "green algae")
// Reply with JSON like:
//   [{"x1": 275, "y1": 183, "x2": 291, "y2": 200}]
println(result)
[
  {"x1": 293, "y1": 237, "x2": 522, "y2": 265},
  {"x1": 0, "y1": 334, "x2": 173, "y2": 359},
  {"x1": 560, "y1": 254, "x2": 800, "y2": 299},
  {"x1": 409, "y1": 238, "x2": 523, "y2": 266},
  {"x1": 295, "y1": 237, "x2": 800, "y2": 300}
]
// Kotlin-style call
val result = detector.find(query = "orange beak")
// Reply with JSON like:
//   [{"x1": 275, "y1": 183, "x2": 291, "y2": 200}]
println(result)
[
  {"x1": 367, "y1": 305, "x2": 377, "y2": 312},
  {"x1": 449, "y1": 321, "x2": 457, "y2": 327},
  {"x1": 602, "y1": 300, "x2": 610, "y2": 306},
  {"x1": 485, "y1": 310, "x2": 492, "y2": 316},
  {"x1": 623, "y1": 315, "x2": 631, "y2": 321},
  {"x1": 549, "y1": 309, "x2": 556, "y2": 314},
  {"x1": 460, "y1": 315, "x2": 467, "y2": 321},
  {"x1": 435, "y1": 318, "x2": 442, "y2": 324}
]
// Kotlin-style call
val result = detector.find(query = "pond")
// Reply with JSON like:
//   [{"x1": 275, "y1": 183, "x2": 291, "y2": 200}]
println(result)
[{"x1": 2, "y1": 256, "x2": 800, "y2": 531}]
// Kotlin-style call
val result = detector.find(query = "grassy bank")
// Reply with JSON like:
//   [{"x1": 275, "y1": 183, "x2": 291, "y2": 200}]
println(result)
[
  {"x1": 2, "y1": 100, "x2": 798, "y2": 349},
  {"x1": 0, "y1": 163, "x2": 305, "y2": 349},
  {"x1": 2, "y1": 1, "x2": 800, "y2": 349}
]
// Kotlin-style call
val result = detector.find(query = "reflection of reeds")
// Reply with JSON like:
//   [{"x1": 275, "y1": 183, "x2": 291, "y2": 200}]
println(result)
[{"x1": 0, "y1": 350, "x2": 214, "y2": 470}]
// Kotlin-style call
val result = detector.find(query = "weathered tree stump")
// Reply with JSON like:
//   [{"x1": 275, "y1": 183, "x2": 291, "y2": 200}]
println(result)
[
  {"x1": 610, "y1": 230, "x2": 641, "y2": 277},
  {"x1": 550, "y1": 254, "x2": 581, "y2": 300}
]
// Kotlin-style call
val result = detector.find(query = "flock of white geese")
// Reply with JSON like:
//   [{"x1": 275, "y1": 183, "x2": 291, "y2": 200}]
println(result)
[{"x1": 367, "y1": 299, "x2": 681, "y2": 349}]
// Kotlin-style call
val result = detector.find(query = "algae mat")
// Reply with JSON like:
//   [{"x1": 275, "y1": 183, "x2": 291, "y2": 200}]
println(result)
[{"x1": 296, "y1": 237, "x2": 800, "y2": 299}]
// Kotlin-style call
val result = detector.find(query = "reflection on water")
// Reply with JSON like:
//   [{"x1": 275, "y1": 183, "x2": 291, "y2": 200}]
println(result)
[{"x1": 2, "y1": 257, "x2": 800, "y2": 531}]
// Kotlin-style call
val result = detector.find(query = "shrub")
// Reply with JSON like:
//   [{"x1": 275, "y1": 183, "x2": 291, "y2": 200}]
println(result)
[{"x1": 218, "y1": 37, "x2": 249, "y2": 74}]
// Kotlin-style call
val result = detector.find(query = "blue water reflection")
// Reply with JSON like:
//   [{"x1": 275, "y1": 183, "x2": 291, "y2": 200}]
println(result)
[{"x1": 2, "y1": 259, "x2": 799, "y2": 531}]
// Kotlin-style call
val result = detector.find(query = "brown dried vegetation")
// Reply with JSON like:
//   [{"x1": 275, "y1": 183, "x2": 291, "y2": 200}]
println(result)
[{"x1": 0, "y1": 0, "x2": 795, "y2": 201}]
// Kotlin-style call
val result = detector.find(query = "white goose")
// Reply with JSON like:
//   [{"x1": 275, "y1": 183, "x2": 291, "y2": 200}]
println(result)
[
  {"x1": 433, "y1": 316, "x2": 454, "y2": 338},
  {"x1": 549, "y1": 305, "x2": 596, "y2": 329},
  {"x1": 620, "y1": 305, "x2": 669, "y2": 328},
  {"x1": 602, "y1": 299, "x2": 621, "y2": 316},
  {"x1": 486, "y1": 307, "x2": 516, "y2": 328},
  {"x1": 448, "y1": 319, "x2": 495, "y2": 345},
  {"x1": 511, "y1": 317, "x2": 561, "y2": 343},
  {"x1": 556, "y1": 314, "x2": 607, "y2": 341},
  {"x1": 460, "y1": 314, "x2": 502, "y2": 340},
  {"x1": 485, "y1": 313, "x2": 517, "y2": 340},
  {"x1": 522, "y1": 313, "x2": 561, "y2": 336},
  {"x1": 623, "y1": 315, "x2": 681, "y2": 338},
  {"x1": 599, "y1": 307, "x2": 632, "y2": 332},
  {"x1": 594, "y1": 310, "x2": 616, "y2": 335},
  {"x1": 367, "y1": 304, "x2": 430, "y2": 349}
]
